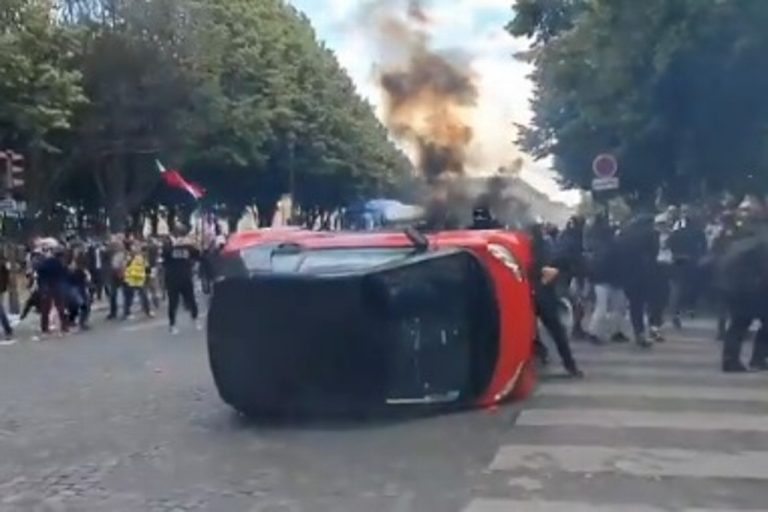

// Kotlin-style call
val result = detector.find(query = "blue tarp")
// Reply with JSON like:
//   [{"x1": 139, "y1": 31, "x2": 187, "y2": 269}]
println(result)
[{"x1": 344, "y1": 199, "x2": 423, "y2": 229}]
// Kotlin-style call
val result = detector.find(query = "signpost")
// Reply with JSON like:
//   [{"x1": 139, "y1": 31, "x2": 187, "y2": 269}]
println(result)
[
  {"x1": 591, "y1": 153, "x2": 619, "y2": 191},
  {"x1": 0, "y1": 150, "x2": 25, "y2": 315}
]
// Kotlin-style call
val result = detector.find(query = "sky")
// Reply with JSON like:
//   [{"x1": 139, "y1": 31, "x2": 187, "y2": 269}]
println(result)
[{"x1": 288, "y1": 0, "x2": 581, "y2": 205}]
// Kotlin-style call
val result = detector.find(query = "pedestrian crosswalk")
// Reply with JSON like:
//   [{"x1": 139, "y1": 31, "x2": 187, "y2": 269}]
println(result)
[{"x1": 462, "y1": 330, "x2": 768, "y2": 511}]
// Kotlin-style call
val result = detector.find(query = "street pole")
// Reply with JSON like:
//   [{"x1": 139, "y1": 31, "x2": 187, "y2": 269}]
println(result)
[
  {"x1": 288, "y1": 132, "x2": 296, "y2": 225},
  {"x1": 0, "y1": 151, "x2": 19, "y2": 314}
]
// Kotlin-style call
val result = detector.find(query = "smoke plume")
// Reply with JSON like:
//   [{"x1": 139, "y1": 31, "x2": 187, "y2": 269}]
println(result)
[
  {"x1": 372, "y1": 0, "x2": 477, "y2": 184},
  {"x1": 356, "y1": 0, "x2": 562, "y2": 225}
]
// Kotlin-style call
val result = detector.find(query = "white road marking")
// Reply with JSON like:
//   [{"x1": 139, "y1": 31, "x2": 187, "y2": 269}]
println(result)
[
  {"x1": 464, "y1": 499, "x2": 763, "y2": 512},
  {"x1": 575, "y1": 352, "x2": 717, "y2": 365},
  {"x1": 490, "y1": 444, "x2": 768, "y2": 479},
  {"x1": 517, "y1": 408, "x2": 768, "y2": 432},
  {"x1": 573, "y1": 364, "x2": 768, "y2": 380},
  {"x1": 471, "y1": 326, "x2": 765, "y2": 511},
  {"x1": 537, "y1": 382, "x2": 768, "y2": 402},
  {"x1": 0, "y1": 339, "x2": 17, "y2": 347}
]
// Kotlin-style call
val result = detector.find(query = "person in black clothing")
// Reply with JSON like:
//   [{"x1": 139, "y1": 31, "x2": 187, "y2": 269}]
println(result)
[
  {"x1": 86, "y1": 243, "x2": 105, "y2": 301},
  {"x1": 668, "y1": 205, "x2": 707, "y2": 328},
  {"x1": 36, "y1": 248, "x2": 69, "y2": 334},
  {"x1": 713, "y1": 205, "x2": 768, "y2": 373},
  {"x1": 584, "y1": 214, "x2": 631, "y2": 344},
  {"x1": 529, "y1": 223, "x2": 583, "y2": 378},
  {"x1": 709, "y1": 211, "x2": 738, "y2": 340},
  {"x1": 163, "y1": 231, "x2": 201, "y2": 335},
  {"x1": 66, "y1": 255, "x2": 91, "y2": 329},
  {"x1": 615, "y1": 214, "x2": 659, "y2": 348},
  {"x1": 469, "y1": 205, "x2": 502, "y2": 230},
  {"x1": 558, "y1": 216, "x2": 588, "y2": 339}
]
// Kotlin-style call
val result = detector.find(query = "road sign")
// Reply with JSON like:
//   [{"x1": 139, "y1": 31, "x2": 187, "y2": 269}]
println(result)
[
  {"x1": 0, "y1": 198, "x2": 25, "y2": 214},
  {"x1": 0, "y1": 198, "x2": 17, "y2": 212},
  {"x1": 593, "y1": 153, "x2": 618, "y2": 178},
  {"x1": 592, "y1": 176, "x2": 620, "y2": 191}
]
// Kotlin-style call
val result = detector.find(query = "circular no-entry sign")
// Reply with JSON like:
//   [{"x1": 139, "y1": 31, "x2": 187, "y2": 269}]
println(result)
[{"x1": 593, "y1": 153, "x2": 618, "y2": 178}]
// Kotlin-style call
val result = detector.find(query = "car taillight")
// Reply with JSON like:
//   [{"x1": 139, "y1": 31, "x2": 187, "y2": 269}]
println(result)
[{"x1": 487, "y1": 243, "x2": 525, "y2": 282}]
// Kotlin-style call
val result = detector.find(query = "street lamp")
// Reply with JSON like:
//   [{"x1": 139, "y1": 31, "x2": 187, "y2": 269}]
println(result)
[{"x1": 287, "y1": 131, "x2": 297, "y2": 224}]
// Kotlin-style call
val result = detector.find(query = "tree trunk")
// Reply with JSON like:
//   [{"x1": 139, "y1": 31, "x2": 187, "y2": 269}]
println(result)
[
  {"x1": 25, "y1": 143, "x2": 48, "y2": 238},
  {"x1": 108, "y1": 200, "x2": 129, "y2": 234},
  {"x1": 255, "y1": 198, "x2": 278, "y2": 228},
  {"x1": 167, "y1": 207, "x2": 177, "y2": 233},
  {"x1": 227, "y1": 214, "x2": 239, "y2": 233},
  {"x1": 130, "y1": 210, "x2": 143, "y2": 237},
  {"x1": 149, "y1": 209, "x2": 159, "y2": 236}
]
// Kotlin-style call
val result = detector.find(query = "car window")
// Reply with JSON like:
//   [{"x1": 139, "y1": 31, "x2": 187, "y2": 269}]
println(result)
[
  {"x1": 240, "y1": 245, "x2": 412, "y2": 273},
  {"x1": 296, "y1": 248, "x2": 411, "y2": 273},
  {"x1": 239, "y1": 245, "x2": 277, "y2": 272}
]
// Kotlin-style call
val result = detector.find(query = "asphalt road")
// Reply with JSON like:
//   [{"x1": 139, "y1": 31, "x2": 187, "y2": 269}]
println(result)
[
  {"x1": 0, "y1": 314, "x2": 766, "y2": 512},
  {"x1": 0, "y1": 312, "x2": 521, "y2": 512}
]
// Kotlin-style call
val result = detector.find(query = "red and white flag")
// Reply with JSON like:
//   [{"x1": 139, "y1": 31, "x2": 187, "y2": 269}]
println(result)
[{"x1": 156, "y1": 160, "x2": 205, "y2": 200}]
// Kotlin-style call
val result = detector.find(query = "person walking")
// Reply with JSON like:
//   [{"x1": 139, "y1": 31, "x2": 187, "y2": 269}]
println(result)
[
  {"x1": 615, "y1": 214, "x2": 659, "y2": 348},
  {"x1": 86, "y1": 241, "x2": 105, "y2": 301},
  {"x1": 106, "y1": 237, "x2": 126, "y2": 320},
  {"x1": 585, "y1": 214, "x2": 631, "y2": 344},
  {"x1": 530, "y1": 222, "x2": 583, "y2": 378},
  {"x1": 714, "y1": 197, "x2": 768, "y2": 372},
  {"x1": 36, "y1": 247, "x2": 69, "y2": 336},
  {"x1": 668, "y1": 204, "x2": 707, "y2": 328},
  {"x1": 66, "y1": 253, "x2": 91, "y2": 330},
  {"x1": 647, "y1": 214, "x2": 674, "y2": 342},
  {"x1": 145, "y1": 238, "x2": 163, "y2": 309},
  {"x1": 163, "y1": 228, "x2": 201, "y2": 335},
  {"x1": 122, "y1": 242, "x2": 152, "y2": 320}
]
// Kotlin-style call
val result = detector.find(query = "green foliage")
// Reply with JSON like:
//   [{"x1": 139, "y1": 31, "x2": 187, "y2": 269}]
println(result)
[
  {"x1": 0, "y1": 0, "x2": 85, "y2": 143},
  {"x1": 510, "y1": 0, "x2": 768, "y2": 203},
  {"x1": 1, "y1": 0, "x2": 411, "y2": 232}
]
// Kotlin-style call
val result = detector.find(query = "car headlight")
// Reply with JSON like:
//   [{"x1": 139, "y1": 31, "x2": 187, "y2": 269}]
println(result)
[{"x1": 487, "y1": 243, "x2": 525, "y2": 282}]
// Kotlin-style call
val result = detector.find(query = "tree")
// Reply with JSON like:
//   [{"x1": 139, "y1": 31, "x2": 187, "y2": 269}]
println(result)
[
  {"x1": 510, "y1": 0, "x2": 768, "y2": 203},
  {"x1": 3, "y1": 0, "x2": 410, "y2": 233},
  {"x1": 0, "y1": 0, "x2": 86, "y2": 225},
  {"x1": 181, "y1": 0, "x2": 411, "y2": 226}
]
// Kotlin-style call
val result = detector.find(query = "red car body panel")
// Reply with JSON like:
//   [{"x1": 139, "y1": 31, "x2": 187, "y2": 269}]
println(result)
[{"x1": 221, "y1": 228, "x2": 537, "y2": 408}]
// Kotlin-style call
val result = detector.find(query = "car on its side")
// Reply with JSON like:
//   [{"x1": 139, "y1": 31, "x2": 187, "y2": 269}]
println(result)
[{"x1": 208, "y1": 227, "x2": 537, "y2": 417}]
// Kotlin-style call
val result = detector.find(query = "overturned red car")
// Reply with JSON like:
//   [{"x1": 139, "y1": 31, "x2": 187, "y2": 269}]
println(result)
[{"x1": 208, "y1": 227, "x2": 537, "y2": 417}]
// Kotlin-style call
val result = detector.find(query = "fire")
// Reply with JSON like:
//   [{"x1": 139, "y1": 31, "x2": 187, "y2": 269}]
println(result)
[
  {"x1": 358, "y1": 0, "x2": 539, "y2": 226},
  {"x1": 374, "y1": 0, "x2": 478, "y2": 184}
]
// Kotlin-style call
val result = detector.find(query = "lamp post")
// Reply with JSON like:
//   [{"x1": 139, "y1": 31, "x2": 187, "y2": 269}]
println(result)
[{"x1": 287, "y1": 131, "x2": 297, "y2": 224}]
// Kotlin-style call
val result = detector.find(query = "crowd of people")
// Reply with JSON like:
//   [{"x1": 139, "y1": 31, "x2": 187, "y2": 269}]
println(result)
[
  {"x1": 0, "y1": 226, "x2": 223, "y2": 341},
  {"x1": 527, "y1": 195, "x2": 768, "y2": 375}
]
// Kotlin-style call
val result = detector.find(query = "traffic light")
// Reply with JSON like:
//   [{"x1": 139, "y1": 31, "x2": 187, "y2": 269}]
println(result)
[{"x1": 0, "y1": 150, "x2": 25, "y2": 197}]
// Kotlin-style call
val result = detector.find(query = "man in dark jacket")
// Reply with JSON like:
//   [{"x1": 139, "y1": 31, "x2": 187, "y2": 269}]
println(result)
[
  {"x1": 559, "y1": 216, "x2": 588, "y2": 339},
  {"x1": 714, "y1": 214, "x2": 768, "y2": 372},
  {"x1": 163, "y1": 228, "x2": 201, "y2": 335},
  {"x1": 530, "y1": 223, "x2": 583, "y2": 378},
  {"x1": 469, "y1": 205, "x2": 502, "y2": 230},
  {"x1": 668, "y1": 205, "x2": 707, "y2": 328},
  {"x1": 585, "y1": 215, "x2": 630, "y2": 344},
  {"x1": 615, "y1": 214, "x2": 659, "y2": 348},
  {"x1": 36, "y1": 248, "x2": 69, "y2": 334}
]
